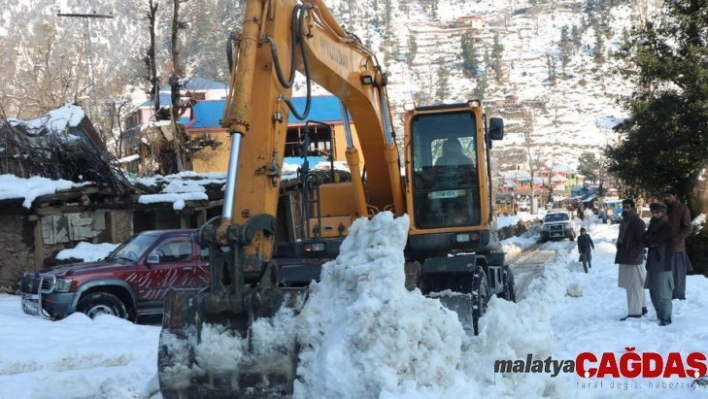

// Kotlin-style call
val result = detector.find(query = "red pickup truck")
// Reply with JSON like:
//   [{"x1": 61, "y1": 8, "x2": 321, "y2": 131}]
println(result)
[{"x1": 18, "y1": 229, "x2": 209, "y2": 321}]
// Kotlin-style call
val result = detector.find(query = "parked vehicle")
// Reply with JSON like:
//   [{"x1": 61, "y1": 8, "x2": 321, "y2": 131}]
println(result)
[
  {"x1": 540, "y1": 209, "x2": 576, "y2": 242},
  {"x1": 600, "y1": 199, "x2": 624, "y2": 224},
  {"x1": 18, "y1": 229, "x2": 209, "y2": 321}
]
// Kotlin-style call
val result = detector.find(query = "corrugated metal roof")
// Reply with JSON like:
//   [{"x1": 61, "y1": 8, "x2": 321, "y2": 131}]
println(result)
[
  {"x1": 187, "y1": 96, "x2": 345, "y2": 129},
  {"x1": 139, "y1": 94, "x2": 173, "y2": 108}
]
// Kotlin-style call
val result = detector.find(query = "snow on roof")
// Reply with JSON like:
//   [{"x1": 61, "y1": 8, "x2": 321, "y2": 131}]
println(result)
[
  {"x1": 9, "y1": 103, "x2": 85, "y2": 133},
  {"x1": 134, "y1": 161, "x2": 351, "y2": 210},
  {"x1": 0, "y1": 174, "x2": 78, "y2": 208},
  {"x1": 117, "y1": 154, "x2": 140, "y2": 164},
  {"x1": 135, "y1": 172, "x2": 225, "y2": 210},
  {"x1": 138, "y1": 191, "x2": 209, "y2": 210}
]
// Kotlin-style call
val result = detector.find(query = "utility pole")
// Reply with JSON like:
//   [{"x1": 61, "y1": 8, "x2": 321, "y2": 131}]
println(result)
[{"x1": 57, "y1": 11, "x2": 113, "y2": 122}]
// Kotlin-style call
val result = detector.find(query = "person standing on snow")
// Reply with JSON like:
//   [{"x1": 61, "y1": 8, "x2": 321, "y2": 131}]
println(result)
[
  {"x1": 663, "y1": 186, "x2": 692, "y2": 300},
  {"x1": 644, "y1": 202, "x2": 674, "y2": 326},
  {"x1": 577, "y1": 227, "x2": 594, "y2": 273},
  {"x1": 615, "y1": 199, "x2": 648, "y2": 320}
]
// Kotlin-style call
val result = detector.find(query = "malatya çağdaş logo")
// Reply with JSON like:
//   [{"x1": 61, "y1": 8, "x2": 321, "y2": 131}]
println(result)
[{"x1": 494, "y1": 348, "x2": 707, "y2": 379}]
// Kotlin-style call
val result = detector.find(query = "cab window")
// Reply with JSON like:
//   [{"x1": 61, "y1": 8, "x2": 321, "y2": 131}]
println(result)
[{"x1": 151, "y1": 236, "x2": 193, "y2": 263}]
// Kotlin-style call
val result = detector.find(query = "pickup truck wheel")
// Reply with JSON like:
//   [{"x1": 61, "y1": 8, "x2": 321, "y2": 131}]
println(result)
[{"x1": 77, "y1": 292, "x2": 129, "y2": 319}]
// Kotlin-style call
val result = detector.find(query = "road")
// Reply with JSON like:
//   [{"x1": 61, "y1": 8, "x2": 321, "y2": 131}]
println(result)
[{"x1": 509, "y1": 241, "x2": 575, "y2": 300}]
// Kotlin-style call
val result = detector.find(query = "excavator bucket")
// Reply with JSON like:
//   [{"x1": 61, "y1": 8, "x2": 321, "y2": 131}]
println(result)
[
  {"x1": 435, "y1": 292, "x2": 474, "y2": 333},
  {"x1": 422, "y1": 262, "x2": 490, "y2": 336},
  {"x1": 158, "y1": 262, "x2": 308, "y2": 398}
]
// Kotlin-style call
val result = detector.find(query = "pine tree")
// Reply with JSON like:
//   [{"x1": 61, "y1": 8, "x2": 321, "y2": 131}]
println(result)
[
  {"x1": 559, "y1": 26, "x2": 572, "y2": 77},
  {"x1": 577, "y1": 152, "x2": 602, "y2": 182},
  {"x1": 460, "y1": 32, "x2": 479, "y2": 74},
  {"x1": 571, "y1": 25, "x2": 582, "y2": 51},
  {"x1": 407, "y1": 34, "x2": 418, "y2": 64},
  {"x1": 607, "y1": 0, "x2": 708, "y2": 214},
  {"x1": 435, "y1": 57, "x2": 450, "y2": 101},
  {"x1": 546, "y1": 54, "x2": 557, "y2": 85},
  {"x1": 473, "y1": 72, "x2": 488, "y2": 100},
  {"x1": 491, "y1": 33, "x2": 504, "y2": 82},
  {"x1": 593, "y1": 27, "x2": 605, "y2": 62}
]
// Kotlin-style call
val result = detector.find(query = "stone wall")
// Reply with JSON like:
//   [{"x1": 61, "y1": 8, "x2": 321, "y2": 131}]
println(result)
[
  {"x1": 0, "y1": 215, "x2": 34, "y2": 291},
  {"x1": 109, "y1": 210, "x2": 133, "y2": 243}
]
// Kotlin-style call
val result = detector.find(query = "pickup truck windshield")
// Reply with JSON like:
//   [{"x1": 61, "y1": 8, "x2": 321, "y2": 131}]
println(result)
[
  {"x1": 545, "y1": 213, "x2": 569, "y2": 222},
  {"x1": 107, "y1": 234, "x2": 159, "y2": 262}
]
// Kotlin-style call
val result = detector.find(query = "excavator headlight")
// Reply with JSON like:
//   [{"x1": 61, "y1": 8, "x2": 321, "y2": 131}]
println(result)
[
  {"x1": 304, "y1": 242, "x2": 326, "y2": 252},
  {"x1": 360, "y1": 72, "x2": 375, "y2": 85},
  {"x1": 403, "y1": 102, "x2": 416, "y2": 111},
  {"x1": 467, "y1": 100, "x2": 481, "y2": 108},
  {"x1": 455, "y1": 232, "x2": 479, "y2": 243}
]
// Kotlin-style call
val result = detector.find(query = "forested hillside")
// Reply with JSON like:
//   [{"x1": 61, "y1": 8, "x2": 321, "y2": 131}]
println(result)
[{"x1": 0, "y1": 0, "x2": 659, "y2": 172}]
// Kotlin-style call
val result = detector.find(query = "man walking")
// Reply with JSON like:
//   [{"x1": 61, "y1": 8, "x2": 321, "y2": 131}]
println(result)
[
  {"x1": 615, "y1": 199, "x2": 647, "y2": 320},
  {"x1": 663, "y1": 186, "x2": 693, "y2": 300},
  {"x1": 577, "y1": 228, "x2": 594, "y2": 273},
  {"x1": 644, "y1": 202, "x2": 674, "y2": 326}
]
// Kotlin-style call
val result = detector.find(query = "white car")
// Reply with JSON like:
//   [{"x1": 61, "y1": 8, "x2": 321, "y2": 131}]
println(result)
[{"x1": 540, "y1": 209, "x2": 576, "y2": 242}]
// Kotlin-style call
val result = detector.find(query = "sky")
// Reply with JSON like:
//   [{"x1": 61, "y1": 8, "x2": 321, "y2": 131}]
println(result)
[{"x1": 3, "y1": 212, "x2": 708, "y2": 399}]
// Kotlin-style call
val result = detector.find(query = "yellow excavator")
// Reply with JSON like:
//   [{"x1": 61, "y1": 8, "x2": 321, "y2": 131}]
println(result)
[{"x1": 158, "y1": 0, "x2": 512, "y2": 397}]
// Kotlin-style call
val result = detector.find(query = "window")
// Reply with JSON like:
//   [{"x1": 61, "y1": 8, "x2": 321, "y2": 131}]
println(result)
[
  {"x1": 544, "y1": 213, "x2": 569, "y2": 222},
  {"x1": 152, "y1": 237, "x2": 193, "y2": 263},
  {"x1": 199, "y1": 246, "x2": 209, "y2": 261},
  {"x1": 284, "y1": 126, "x2": 334, "y2": 159},
  {"x1": 108, "y1": 234, "x2": 159, "y2": 262},
  {"x1": 409, "y1": 110, "x2": 481, "y2": 228}
]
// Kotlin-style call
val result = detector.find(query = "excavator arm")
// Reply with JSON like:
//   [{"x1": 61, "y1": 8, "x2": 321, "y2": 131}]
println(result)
[
  {"x1": 159, "y1": 1, "x2": 405, "y2": 397},
  {"x1": 159, "y1": 2, "x2": 509, "y2": 397}
]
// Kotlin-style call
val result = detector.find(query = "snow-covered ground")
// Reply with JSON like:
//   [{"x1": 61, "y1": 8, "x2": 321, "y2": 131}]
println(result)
[{"x1": 2, "y1": 214, "x2": 708, "y2": 399}]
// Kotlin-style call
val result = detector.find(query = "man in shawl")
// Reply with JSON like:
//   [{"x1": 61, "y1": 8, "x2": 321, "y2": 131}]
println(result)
[
  {"x1": 614, "y1": 198, "x2": 647, "y2": 320},
  {"x1": 663, "y1": 186, "x2": 693, "y2": 300},
  {"x1": 644, "y1": 202, "x2": 674, "y2": 326}
]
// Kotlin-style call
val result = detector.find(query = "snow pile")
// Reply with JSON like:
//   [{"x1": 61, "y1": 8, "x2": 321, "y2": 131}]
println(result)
[
  {"x1": 56, "y1": 242, "x2": 119, "y2": 262},
  {"x1": 0, "y1": 307, "x2": 159, "y2": 399},
  {"x1": 295, "y1": 212, "x2": 471, "y2": 398},
  {"x1": 4, "y1": 214, "x2": 708, "y2": 398}
]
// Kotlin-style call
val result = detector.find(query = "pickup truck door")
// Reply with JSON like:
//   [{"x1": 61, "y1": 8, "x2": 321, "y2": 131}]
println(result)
[{"x1": 135, "y1": 234, "x2": 209, "y2": 306}]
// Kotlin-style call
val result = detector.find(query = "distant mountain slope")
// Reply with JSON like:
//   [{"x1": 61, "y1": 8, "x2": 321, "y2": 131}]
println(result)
[{"x1": 2, "y1": 0, "x2": 656, "y2": 172}]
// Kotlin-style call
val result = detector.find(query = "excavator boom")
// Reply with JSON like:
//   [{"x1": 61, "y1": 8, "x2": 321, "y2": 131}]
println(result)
[
  {"x1": 158, "y1": 1, "x2": 509, "y2": 397},
  {"x1": 159, "y1": 0, "x2": 404, "y2": 397}
]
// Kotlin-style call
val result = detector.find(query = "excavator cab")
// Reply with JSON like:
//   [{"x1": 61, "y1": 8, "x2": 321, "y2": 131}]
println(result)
[
  {"x1": 410, "y1": 110, "x2": 482, "y2": 229},
  {"x1": 403, "y1": 101, "x2": 511, "y2": 335}
]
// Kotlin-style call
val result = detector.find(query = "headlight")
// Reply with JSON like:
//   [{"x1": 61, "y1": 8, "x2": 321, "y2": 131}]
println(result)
[
  {"x1": 455, "y1": 232, "x2": 480, "y2": 243},
  {"x1": 542, "y1": 224, "x2": 550, "y2": 231},
  {"x1": 54, "y1": 278, "x2": 73, "y2": 293},
  {"x1": 303, "y1": 242, "x2": 326, "y2": 252}
]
